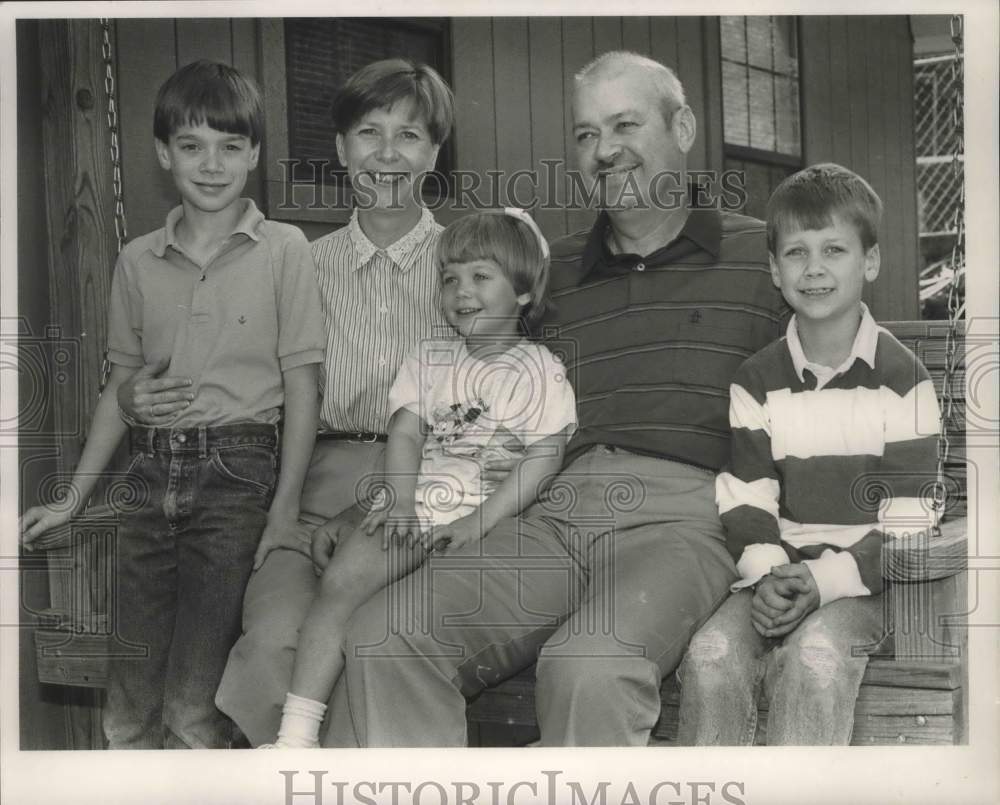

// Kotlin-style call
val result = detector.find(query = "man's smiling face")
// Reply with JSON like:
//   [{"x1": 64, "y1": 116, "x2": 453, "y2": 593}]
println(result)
[{"x1": 571, "y1": 65, "x2": 692, "y2": 212}]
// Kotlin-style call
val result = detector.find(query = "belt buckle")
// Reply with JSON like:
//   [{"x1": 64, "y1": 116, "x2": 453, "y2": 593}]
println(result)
[{"x1": 357, "y1": 432, "x2": 379, "y2": 444}]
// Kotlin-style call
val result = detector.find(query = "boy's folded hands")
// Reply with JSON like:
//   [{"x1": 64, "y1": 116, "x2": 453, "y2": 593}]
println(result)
[{"x1": 751, "y1": 563, "x2": 821, "y2": 638}]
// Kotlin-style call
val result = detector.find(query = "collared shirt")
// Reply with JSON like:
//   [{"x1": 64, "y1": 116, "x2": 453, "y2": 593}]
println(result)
[
  {"x1": 785, "y1": 303, "x2": 879, "y2": 390},
  {"x1": 107, "y1": 199, "x2": 326, "y2": 426},
  {"x1": 546, "y1": 206, "x2": 787, "y2": 470},
  {"x1": 311, "y1": 207, "x2": 448, "y2": 433},
  {"x1": 717, "y1": 304, "x2": 941, "y2": 605}
]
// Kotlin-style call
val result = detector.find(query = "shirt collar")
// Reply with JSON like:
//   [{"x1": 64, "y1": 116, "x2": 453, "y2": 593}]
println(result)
[
  {"x1": 151, "y1": 198, "x2": 264, "y2": 258},
  {"x1": 786, "y1": 302, "x2": 879, "y2": 384},
  {"x1": 347, "y1": 206, "x2": 436, "y2": 273},
  {"x1": 580, "y1": 202, "x2": 721, "y2": 282}
]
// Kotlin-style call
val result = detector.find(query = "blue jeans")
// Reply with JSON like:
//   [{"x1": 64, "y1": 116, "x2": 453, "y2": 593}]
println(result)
[
  {"x1": 103, "y1": 423, "x2": 277, "y2": 749},
  {"x1": 675, "y1": 589, "x2": 885, "y2": 745}
]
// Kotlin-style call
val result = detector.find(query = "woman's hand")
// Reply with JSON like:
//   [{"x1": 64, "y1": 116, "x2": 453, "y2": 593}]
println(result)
[{"x1": 117, "y1": 357, "x2": 193, "y2": 425}]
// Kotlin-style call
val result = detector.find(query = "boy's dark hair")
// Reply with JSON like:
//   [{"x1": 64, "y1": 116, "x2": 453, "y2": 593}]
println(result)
[
  {"x1": 436, "y1": 212, "x2": 551, "y2": 333},
  {"x1": 153, "y1": 60, "x2": 264, "y2": 145},
  {"x1": 331, "y1": 59, "x2": 454, "y2": 146},
  {"x1": 766, "y1": 163, "x2": 884, "y2": 253}
]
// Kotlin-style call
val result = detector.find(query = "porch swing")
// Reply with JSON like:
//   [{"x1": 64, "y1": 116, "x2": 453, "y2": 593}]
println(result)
[{"x1": 33, "y1": 19, "x2": 971, "y2": 747}]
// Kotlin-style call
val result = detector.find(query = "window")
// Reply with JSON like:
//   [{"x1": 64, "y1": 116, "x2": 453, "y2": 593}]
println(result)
[{"x1": 720, "y1": 16, "x2": 802, "y2": 218}]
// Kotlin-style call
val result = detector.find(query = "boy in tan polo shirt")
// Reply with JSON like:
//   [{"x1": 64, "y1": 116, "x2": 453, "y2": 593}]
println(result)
[{"x1": 20, "y1": 60, "x2": 325, "y2": 749}]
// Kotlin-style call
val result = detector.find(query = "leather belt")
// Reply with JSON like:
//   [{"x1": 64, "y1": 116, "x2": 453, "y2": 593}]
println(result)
[{"x1": 316, "y1": 431, "x2": 388, "y2": 444}]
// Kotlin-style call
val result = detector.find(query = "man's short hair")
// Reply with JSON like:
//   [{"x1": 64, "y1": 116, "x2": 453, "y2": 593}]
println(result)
[
  {"x1": 331, "y1": 59, "x2": 455, "y2": 146},
  {"x1": 154, "y1": 60, "x2": 264, "y2": 145},
  {"x1": 575, "y1": 51, "x2": 687, "y2": 123},
  {"x1": 766, "y1": 163, "x2": 884, "y2": 253}
]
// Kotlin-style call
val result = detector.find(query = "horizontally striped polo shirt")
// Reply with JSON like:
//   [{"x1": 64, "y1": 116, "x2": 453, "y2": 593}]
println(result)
[
  {"x1": 311, "y1": 207, "x2": 448, "y2": 433},
  {"x1": 716, "y1": 305, "x2": 941, "y2": 605},
  {"x1": 546, "y1": 207, "x2": 786, "y2": 470}
]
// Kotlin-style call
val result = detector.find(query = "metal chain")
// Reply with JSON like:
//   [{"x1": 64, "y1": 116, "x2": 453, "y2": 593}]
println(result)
[
  {"x1": 98, "y1": 19, "x2": 129, "y2": 394},
  {"x1": 100, "y1": 18, "x2": 128, "y2": 254},
  {"x1": 932, "y1": 14, "x2": 965, "y2": 519}
]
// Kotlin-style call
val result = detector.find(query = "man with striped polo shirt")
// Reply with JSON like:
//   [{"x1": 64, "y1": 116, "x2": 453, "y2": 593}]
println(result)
[{"x1": 321, "y1": 51, "x2": 787, "y2": 747}]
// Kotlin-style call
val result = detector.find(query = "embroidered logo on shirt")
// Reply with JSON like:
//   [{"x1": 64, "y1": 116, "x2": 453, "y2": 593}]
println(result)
[
  {"x1": 689, "y1": 310, "x2": 702, "y2": 324},
  {"x1": 238, "y1": 315, "x2": 247, "y2": 324}
]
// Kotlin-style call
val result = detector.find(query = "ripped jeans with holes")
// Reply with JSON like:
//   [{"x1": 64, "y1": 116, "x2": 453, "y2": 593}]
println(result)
[{"x1": 674, "y1": 588, "x2": 886, "y2": 745}]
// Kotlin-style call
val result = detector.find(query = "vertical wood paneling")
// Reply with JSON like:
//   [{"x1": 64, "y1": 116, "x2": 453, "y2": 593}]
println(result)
[
  {"x1": 528, "y1": 17, "x2": 568, "y2": 239},
  {"x1": 827, "y1": 17, "x2": 852, "y2": 167},
  {"x1": 117, "y1": 19, "x2": 178, "y2": 240},
  {"x1": 700, "y1": 17, "x2": 724, "y2": 174},
  {"x1": 232, "y1": 17, "x2": 264, "y2": 208},
  {"x1": 676, "y1": 17, "x2": 707, "y2": 169},
  {"x1": 846, "y1": 16, "x2": 870, "y2": 182},
  {"x1": 865, "y1": 17, "x2": 889, "y2": 315},
  {"x1": 174, "y1": 18, "x2": 232, "y2": 66},
  {"x1": 492, "y1": 18, "x2": 532, "y2": 208},
  {"x1": 878, "y1": 17, "x2": 902, "y2": 315},
  {"x1": 622, "y1": 17, "x2": 651, "y2": 55},
  {"x1": 896, "y1": 20, "x2": 919, "y2": 319},
  {"x1": 259, "y1": 19, "x2": 291, "y2": 218},
  {"x1": 562, "y1": 17, "x2": 596, "y2": 234},
  {"x1": 649, "y1": 17, "x2": 679, "y2": 72},
  {"x1": 800, "y1": 16, "x2": 832, "y2": 161},
  {"x1": 592, "y1": 17, "x2": 622, "y2": 55},
  {"x1": 797, "y1": 15, "x2": 918, "y2": 319},
  {"x1": 451, "y1": 18, "x2": 497, "y2": 216}
]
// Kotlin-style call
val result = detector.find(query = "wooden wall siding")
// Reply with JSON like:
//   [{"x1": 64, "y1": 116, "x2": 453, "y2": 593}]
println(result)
[
  {"x1": 106, "y1": 16, "x2": 918, "y2": 319},
  {"x1": 800, "y1": 15, "x2": 919, "y2": 320},
  {"x1": 115, "y1": 18, "x2": 263, "y2": 243},
  {"x1": 451, "y1": 17, "x2": 721, "y2": 240}
]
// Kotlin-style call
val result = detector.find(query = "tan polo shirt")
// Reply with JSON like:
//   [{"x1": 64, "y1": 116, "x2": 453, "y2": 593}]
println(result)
[{"x1": 107, "y1": 199, "x2": 325, "y2": 427}]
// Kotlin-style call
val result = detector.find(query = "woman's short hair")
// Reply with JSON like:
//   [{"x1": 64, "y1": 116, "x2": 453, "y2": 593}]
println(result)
[{"x1": 331, "y1": 59, "x2": 454, "y2": 145}]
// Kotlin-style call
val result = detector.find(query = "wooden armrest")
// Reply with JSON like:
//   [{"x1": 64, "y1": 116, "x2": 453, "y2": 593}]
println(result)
[{"x1": 882, "y1": 518, "x2": 967, "y2": 583}]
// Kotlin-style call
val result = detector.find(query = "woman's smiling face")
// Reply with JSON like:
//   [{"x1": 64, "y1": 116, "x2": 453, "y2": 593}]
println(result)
[{"x1": 335, "y1": 99, "x2": 440, "y2": 212}]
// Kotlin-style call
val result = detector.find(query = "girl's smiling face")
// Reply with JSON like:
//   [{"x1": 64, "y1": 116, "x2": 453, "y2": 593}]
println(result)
[{"x1": 440, "y1": 259, "x2": 530, "y2": 344}]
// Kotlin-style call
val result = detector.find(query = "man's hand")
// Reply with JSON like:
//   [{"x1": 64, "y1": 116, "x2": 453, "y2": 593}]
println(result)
[
  {"x1": 758, "y1": 563, "x2": 821, "y2": 638},
  {"x1": 19, "y1": 505, "x2": 74, "y2": 551},
  {"x1": 252, "y1": 511, "x2": 313, "y2": 570},
  {"x1": 425, "y1": 513, "x2": 483, "y2": 554},
  {"x1": 117, "y1": 357, "x2": 193, "y2": 425},
  {"x1": 310, "y1": 504, "x2": 366, "y2": 573},
  {"x1": 480, "y1": 436, "x2": 523, "y2": 484}
]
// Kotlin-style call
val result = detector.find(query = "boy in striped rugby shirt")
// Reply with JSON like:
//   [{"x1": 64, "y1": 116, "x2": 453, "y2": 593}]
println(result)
[{"x1": 676, "y1": 163, "x2": 941, "y2": 745}]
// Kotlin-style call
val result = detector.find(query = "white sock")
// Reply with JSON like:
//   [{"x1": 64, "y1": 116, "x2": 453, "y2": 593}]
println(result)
[{"x1": 273, "y1": 692, "x2": 327, "y2": 748}]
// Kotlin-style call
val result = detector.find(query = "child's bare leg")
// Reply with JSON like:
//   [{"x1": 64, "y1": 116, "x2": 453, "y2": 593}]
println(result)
[{"x1": 268, "y1": 525, "x2": 427, "y2": 747}]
